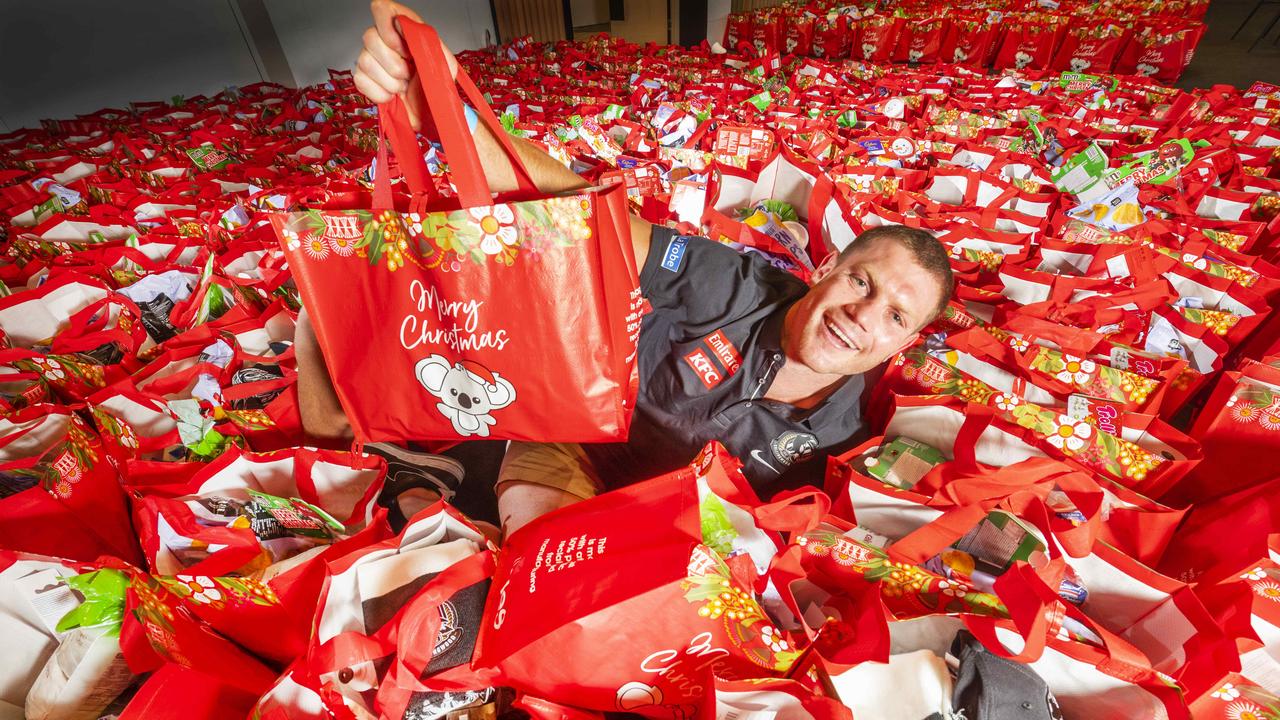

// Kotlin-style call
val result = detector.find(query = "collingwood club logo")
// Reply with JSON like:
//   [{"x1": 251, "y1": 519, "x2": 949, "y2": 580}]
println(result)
[
  {"x1": 770, "y1": 431, "x2": 818, "y2": 468},
  {"x1": 432, "y1": 600, "x2": 463, "y2": 659}
]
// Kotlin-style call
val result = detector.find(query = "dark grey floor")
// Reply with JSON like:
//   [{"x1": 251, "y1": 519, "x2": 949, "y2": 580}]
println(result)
[{"x1": 1177, "y1": 0, "x2": 1280, "y2": 89}]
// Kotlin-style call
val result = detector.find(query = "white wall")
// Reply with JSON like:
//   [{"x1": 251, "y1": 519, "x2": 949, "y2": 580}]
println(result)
[
  {"x1": 707, "y1": 0, "x2": 730, "y2": 46},
  {"x1": 264, "y1": 0, "x2": 496, "y2": 88},
  {"x1": 0, "y1": 0, "x2": 496, "y2": 133},
  {"x1": 0, "y1": 0, "x2": 263, "y2": 132}
]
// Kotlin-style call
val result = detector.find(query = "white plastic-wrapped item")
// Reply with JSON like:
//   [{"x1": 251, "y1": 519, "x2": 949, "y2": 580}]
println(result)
[
  {"x1": 11, "y1": 566, "x2": 134, "y2": 720},
  {"x1": 0, "y1": 555, "x2": 81, "y2": 720},
  {"x1": 24, "y1": 624, "x2": 133, "y2": 720}
]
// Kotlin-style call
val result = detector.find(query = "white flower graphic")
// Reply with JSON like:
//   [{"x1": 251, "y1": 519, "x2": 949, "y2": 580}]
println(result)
[
  {"x1": 993, "y1": 393, "x2": 1021, "y2": 412},
  {"x1": 1181, "y1": 253, "x2": 1210, "y2": 271},
  {"x1": 1213, "y1": 683, "x2": 1241, "y2": 701},
  {"x1": 1047, "y1": 414, "x2": 1093, "y2": 453},
  {"x1": 176, "y1": 575, "x2": 223, "y2": 605},
  {"x1": 282, "y1": 228, "x2": 301, "y2": 251},
  {"x1": 1055, "y1": 354, "x2": 1096, "y2": 385},
  {"x1": 36, "y1": 358, "x2": 66, "y2": 380},
  {"x1": 1251, "y1": 579, "x2": 1280, "y2": 603},
  {"x1": 469, "y1": 204, "x2": 518, "y2": 255},
  {"x1": 1225, "y1": 700, "x2": 1265, "y2": 720},
  {"x1": 302, "y1": 232, "x2": 330, "y2": 260},
  {"x1": 118, "y1": 427, "x2": 139, "y2": 449},
  {"x1": 1008, "y1": 336, "x2": 1031, "y2": 352},
  {"x1": 938, "y1": 580, "x2": 967, "y2": 597},
  {"x1": 1242, "y1": 568, "x2": 1267, "y2": 581},
  {"x1": 327, "y1": 233, "x2": 356, "y2": 257},
  {"x1": 759, "y1": 625, "x2": 790, "y2": 653}
]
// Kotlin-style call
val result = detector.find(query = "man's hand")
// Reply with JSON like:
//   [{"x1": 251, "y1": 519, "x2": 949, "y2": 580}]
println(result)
[
  {"x1": 354, "y1": 0, "x2": 460, "y2": 131},
  {"x1": 351, "y1": 0, "x2": 651, "y2": 269}
]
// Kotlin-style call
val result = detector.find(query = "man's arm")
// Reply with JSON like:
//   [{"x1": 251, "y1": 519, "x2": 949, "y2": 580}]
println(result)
[
  {"x1": 354, "y1": 0, "x2": 652, "y2": 268},
  {"x1": 295, "y1": 309, "x2": 354, "y2": 440}
]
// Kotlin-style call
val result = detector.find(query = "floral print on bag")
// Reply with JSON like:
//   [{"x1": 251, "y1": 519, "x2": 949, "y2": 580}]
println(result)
[
  {"x1": 681, "y1": 544, "x2": 801, "y2": 672},
  {"x1": 155, "y1": 573, "x2": 280, "y2": 612},
  {"x1": 1177, "y1": 305, "x2": 1244, "y2": 336},
  {"x1": 278, "y1": 194, "x2": 593, "y2": 272},
  {"x1": 894, "y1": 349, "x2": 1168, "y2": 485},
  {"x1": 1226, "y1": 382, "x2": 1280, "y2": 431},
  {"x1": 795, "y1": 530, "x2": 1008, "y2": 620},
  {"x1": 1027, "y1": 346, "x2": 1160, "y2": 409}
]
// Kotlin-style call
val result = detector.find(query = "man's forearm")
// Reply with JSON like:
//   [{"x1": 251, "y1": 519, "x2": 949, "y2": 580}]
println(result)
[
  {"x1": 295, "y1": 311, "x2": 354, "y2": 440},
  {"x1": 472, "y1": 117, "x2": 589, "y2": 195}
]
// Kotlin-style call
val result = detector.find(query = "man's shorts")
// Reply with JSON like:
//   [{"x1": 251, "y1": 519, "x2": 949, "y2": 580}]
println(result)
[{"x1": 496, "y1": 441, "x2": 602, "y2": 501}]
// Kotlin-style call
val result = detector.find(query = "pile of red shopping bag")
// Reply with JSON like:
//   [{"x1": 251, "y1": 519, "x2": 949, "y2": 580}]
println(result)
[
  {"x1": 3, "y1": 14, "x2": 1280, "y2": 719},
  {"x1": 723, "y1": 0, "x2": 1208, "y2": 82}
]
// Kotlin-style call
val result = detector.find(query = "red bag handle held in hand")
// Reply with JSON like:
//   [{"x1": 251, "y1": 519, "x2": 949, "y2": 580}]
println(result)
[{"x1": 374, "y1": 19, "x2": 538, "y2": 213}]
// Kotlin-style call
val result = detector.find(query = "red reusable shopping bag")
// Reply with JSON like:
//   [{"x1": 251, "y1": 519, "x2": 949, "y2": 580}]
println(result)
[
  {"x1": 473, "y1": 444, "x2": 819, "y2": 718},
  {"x1": 270, "y1": 20, "x2": 640, "y2": 444}
]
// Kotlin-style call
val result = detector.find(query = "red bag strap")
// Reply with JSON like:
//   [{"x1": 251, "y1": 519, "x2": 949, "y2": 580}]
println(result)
[
  {"x1": 394, "y1": 20, "x2": 537, "y2": 208},
  {"x1": 807, "y1": 174, "x2": 836, "y2": 268},
  {"x1": 51, "y1": 296, "x2": 146, "y2": 355},
  {"x1": 752, "y1": 489, "x2": 830, "y2": 536},
  {"x1": 375, "y1": 96, "x2": 433, "y2": 210}
]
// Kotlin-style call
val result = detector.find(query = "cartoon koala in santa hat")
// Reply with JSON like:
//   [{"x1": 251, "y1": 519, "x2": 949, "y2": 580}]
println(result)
[{"x1": 415, "y1": 355, "x2": 516, "y2": 438}]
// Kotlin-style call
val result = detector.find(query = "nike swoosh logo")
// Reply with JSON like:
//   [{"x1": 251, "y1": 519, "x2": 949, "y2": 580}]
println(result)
[{"x1": 750, "y1": 449, "x2": 780, "y2": 474}]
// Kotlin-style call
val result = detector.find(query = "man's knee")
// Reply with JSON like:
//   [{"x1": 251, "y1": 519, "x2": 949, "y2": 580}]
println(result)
[{"x1": 497, "y1": 480, "x2": 583, "y2": 536}]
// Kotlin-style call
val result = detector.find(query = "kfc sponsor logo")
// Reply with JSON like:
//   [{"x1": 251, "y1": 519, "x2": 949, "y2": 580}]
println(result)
[
  {"x1": 684, "y1": 349, "x2": 723, "y2": 389},
  {"x1": 705, "y1": 330, "x2": 742, "y2": 376}
]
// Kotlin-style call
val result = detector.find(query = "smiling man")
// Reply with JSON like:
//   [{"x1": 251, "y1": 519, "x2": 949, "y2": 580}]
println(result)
[
  {"x1": 311, "y1": 0, "x2": 956, "y2": 534},
  {"x1": 491, "y1": 223, "x2": 952, "y2": 532}
]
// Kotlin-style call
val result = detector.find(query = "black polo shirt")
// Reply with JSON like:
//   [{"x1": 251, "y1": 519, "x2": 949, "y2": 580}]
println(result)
[{"x1": 580, "y1": 226, "x2": 875, "y2": 495}]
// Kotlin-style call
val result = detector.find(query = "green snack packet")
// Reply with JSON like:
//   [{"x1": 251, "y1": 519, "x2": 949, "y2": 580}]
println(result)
[
  {"x1": 863, "y1": 437, "x2": 946, "y2": 490},
  {"x1": 244, "y1": 489, "x2": 346, "y2": 542},
  {"x1": 1057, "y1": 72, "x2": 1118, "y2": 94},
  {"x1": 952, "y1": 510, "x2": 1046, "y2": 575},
  {"x1": 1101, "y1": 138, "x2": 1196, "y2": 190},
  {"x1": 185, "y1": 143, "x2": 234, "y2": 172},
  {"x1": 745, "y1": 90, "x2": 773, "y2": 112},
  {"x1": 1051, "y1": 142, "x2": 1109, "y2": 200}
]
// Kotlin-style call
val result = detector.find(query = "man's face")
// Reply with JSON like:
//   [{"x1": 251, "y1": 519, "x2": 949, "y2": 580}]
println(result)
[{"x1": 783, "y1": 237, "x2": 942, "y2": 377}]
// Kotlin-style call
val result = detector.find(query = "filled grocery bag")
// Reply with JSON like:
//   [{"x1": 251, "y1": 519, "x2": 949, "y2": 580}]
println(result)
[
  {"x1": 269, "y1": 20, "x2": 641, "y2": 444},
  {"x1": 473, "y1": 443, "x2": 822, "y2": 717},
  {"x1": 251, "y1": 500, "x2": 497, "y2": 720}
]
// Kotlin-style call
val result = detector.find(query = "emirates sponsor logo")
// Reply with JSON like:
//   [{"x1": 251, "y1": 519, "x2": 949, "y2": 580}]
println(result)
[{"x1": 705, "y1": 330, "x2": 742, "y2": 376}]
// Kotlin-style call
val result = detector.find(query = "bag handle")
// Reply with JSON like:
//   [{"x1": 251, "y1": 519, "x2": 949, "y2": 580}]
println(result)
[
  {"x1": 752, "y1": 489, "x2": 830, "y2": 536},
  {"x1": 378, "y1": 20, "x2": 537, "y2": 210},
  {"x1": 375, "y1": 96, "x2": 434, "y2": 211},
  {"x1": 51, "y1": 296, "x2": 146, "y2": 355}
]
